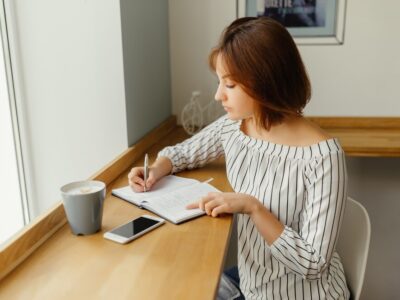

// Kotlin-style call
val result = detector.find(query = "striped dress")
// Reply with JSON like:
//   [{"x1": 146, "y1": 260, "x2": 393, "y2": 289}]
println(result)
[{"x1": 158, "y1": 115, "x2": 350, "y2": 300}]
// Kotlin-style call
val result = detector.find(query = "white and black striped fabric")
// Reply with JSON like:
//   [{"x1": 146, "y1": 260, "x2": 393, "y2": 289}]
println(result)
[{"x1": 158, "y1": 115, "x2": 350, "y2": 300}]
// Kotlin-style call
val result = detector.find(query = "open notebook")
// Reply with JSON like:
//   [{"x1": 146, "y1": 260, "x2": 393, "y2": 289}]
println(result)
[{"x1": 111, "y1": 175, "x2": 220, "y2": 224}]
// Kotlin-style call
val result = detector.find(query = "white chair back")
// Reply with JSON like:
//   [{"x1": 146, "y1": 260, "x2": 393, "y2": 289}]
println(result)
[{"x1": 336, "y1": 197, "x2": 371, "y2": 300}]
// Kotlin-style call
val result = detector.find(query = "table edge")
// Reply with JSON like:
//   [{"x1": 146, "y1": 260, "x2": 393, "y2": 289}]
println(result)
[{"x1": 0, "y1": 116, "x2": 176, "y2": 281}]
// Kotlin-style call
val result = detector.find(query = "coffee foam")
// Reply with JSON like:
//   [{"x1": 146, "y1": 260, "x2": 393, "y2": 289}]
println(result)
[{"x1": 67, "y1": 185, "x2": 102, "y2": 195}]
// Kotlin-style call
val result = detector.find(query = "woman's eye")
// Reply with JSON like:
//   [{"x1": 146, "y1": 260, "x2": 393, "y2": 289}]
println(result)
[{"x1": 226, "y1": 84, "x2": 235, "y2": 89}]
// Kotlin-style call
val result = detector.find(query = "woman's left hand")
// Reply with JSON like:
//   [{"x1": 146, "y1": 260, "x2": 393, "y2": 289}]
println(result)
[{"x1": 186, "y1": 192, "x2": 258, "y2": 217}]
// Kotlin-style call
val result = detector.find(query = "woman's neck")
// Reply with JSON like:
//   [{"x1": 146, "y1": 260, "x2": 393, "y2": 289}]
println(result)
[{"x1": 242, "y1": 116, "x2": 331, "y2": 147}]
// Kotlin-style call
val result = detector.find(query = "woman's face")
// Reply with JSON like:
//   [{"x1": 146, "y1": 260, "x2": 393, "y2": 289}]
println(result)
[{"x1": 214, "y1": 54, "x2": 256, "y2": 121}]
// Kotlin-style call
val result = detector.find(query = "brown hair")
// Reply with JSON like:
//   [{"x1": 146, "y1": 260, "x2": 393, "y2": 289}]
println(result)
[{"x1": 209, "y1": 17, "x2": 311, "y2": 130}]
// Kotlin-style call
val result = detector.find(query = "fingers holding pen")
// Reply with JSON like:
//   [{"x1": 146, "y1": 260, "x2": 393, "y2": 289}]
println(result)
[
  {"x1": 145, "y1": 172, "x2": 157, "y2": 190},
  {"x1": 127, "y1": 156, "x2": 172, "y2": 193},
  {"x1": 128, "y1": 167, "x2": 146, "y2": 192},
  {"x1": 128, "y1": 167, "x2": 159, "y2": 192}
]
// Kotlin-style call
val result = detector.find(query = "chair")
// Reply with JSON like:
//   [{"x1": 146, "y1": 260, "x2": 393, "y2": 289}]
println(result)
[{"x1": 336, "y1": 197, "x2": 371, "y2": 300}]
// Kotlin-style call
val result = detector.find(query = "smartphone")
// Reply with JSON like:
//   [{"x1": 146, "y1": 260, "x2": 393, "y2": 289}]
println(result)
[{"x1": 103, "y1": 214, "x2": 165, "y2": 244}]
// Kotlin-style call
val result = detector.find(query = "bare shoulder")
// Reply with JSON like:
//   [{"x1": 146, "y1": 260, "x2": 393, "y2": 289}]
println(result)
[
  {"x1": 243, "y1": 116, "x2": 333, "y2": 147},
  {"x1": 302, "y1": 118, "x2": 332, "y2": 143}
]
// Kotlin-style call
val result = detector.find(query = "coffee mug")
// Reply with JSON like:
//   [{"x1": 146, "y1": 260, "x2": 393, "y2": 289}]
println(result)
[{"x1": 60, "y1": 180, "x2": 106, "y2": 235}]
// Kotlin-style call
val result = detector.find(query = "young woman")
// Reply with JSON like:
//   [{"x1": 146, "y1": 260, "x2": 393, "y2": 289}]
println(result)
[{"x1": 129, "y1": 17, "x2": 349, "y2": 300}]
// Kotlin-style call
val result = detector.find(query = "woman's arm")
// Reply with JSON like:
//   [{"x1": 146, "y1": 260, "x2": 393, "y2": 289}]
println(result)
[
  {"x1": 150, "y1": 156, "x2": 173, "y2": 177},
  {"x1": 128, "y1": 156, "x2": 173, "y2": 192},
  {"x1": 191, "y1": 151, "x2": 347, "y2": 280},
  {"x1": 189, "y1": 192, "x2": 284, "y2": 245},
  {"x1": 130, "y1": 116, "x2": 227, "y2": 191},
  {"x1": 269, "y1": 152, "x2": 347, "y2": 280},
  {"x1": 249, "y1": 200, "x2": 285, "y2": 245},
  {"x1": 157, "y1": 115, "x2": 226, "y2": 174}
]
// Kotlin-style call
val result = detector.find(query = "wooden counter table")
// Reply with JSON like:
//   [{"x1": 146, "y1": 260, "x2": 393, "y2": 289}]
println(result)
[
  {"x1": 2, "y1": 115, "x2": 399, "y2": 299},
  {"x1": 0, "y1": 118, "x2": 234, "y2": 300},
  {"x1": 309, "y1": 117, "x2": 400, "y2": 157}
]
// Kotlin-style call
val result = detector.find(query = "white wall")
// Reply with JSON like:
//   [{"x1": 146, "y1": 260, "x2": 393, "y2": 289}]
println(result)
[
  {"x1": 302, "y1": 0, "x2": 400, "y2": 116},
  {"x1": 121, "y1": 0, "x2": 172, "y2": 146},
  {"x1": 168, "y1": 0, "x2": 234, "y2": 125},
  {"x1": 6, "y1": 0, "x2": 128, "y2": 218},
  {"x1": 170, "y1": 0, "x2": 400, "y2": 119}
]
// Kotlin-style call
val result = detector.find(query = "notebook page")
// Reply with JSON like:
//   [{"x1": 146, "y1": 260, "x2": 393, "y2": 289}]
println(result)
[
  {"x1": 145, "y1": 183, "x2": 220, "y2": 223},
  {"x1": 111, "y1": 175, "x2": 199, "y2": 206}
]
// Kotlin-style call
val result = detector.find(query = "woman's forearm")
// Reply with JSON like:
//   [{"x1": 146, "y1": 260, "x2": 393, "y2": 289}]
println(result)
[
  {"x1": 152, "y1": 156, "x2": 173, "y2": 178},
  {"x1": 249, "y1": 199, "x2": 285, "y2": 245}
]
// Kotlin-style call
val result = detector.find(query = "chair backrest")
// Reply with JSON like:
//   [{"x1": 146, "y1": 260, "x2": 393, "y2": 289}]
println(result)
[{"x1": 336, "y1": 197, "x2": 371, "y2": 300}]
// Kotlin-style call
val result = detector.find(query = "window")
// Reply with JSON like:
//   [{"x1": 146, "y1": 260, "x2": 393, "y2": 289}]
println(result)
[{"x1": 0, "y1": 5, "x2": 28, "y2": 244}]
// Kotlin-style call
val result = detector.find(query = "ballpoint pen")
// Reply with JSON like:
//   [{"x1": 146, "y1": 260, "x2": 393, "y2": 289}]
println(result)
[{"x1": 144, "y1": 153, "x2": 149, "y2": 192}]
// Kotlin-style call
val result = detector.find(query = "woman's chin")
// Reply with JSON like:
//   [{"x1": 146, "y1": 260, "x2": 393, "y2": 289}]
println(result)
[{"x1": 225, "y1": 111, "x2": 241, "y2": 121}]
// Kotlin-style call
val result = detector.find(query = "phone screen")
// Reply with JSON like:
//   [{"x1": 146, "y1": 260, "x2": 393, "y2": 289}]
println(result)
[{"x1": 110, "y1": 217, "x2": 160, "y2": 238}]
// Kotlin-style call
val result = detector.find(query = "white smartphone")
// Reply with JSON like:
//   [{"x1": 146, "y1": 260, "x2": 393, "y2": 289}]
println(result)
[{"x1": 103, "y1": 214, "x2": 165, "y2": 244}]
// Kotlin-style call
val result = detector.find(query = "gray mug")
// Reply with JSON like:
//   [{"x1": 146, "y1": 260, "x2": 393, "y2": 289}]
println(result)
[{"x1": 60, "y1": 180, "x2": 106, "y2": 235}]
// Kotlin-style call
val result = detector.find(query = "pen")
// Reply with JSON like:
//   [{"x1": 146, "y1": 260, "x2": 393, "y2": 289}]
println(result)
[
  {"x1": 144, "y1": 153, "x2": 149, "y2": 192},
  {"x1": 202, "y1": 178, "x2": 214, "y2": 184}
]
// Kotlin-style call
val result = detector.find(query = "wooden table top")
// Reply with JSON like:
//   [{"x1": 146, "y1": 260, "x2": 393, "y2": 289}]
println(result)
[
  {"x1": 0, "y1": 128, "x2": 234, "y2": 300},
  {"x1": 2, "y1": 116, "x2": 398, "y2": 299},
  {"x1": 325, "y1": 127, "x2": 400, "y2": 157},
  {"x1": 308, "y1": 117, "x2": 400, "y2": 157}
]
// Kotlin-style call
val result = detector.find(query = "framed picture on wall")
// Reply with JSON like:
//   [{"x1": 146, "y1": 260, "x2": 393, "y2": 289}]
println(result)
[{"x1": 237, "y1": 0, "x2": 347, "y2": 45}]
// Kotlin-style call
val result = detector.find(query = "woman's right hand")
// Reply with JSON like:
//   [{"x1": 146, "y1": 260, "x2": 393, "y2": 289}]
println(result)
[
  {"x1": 128, "y1": 156, "x2": 173, "y2": 192},
  {"x1": 127, "y1": 166, "x2": 160, "y2": 192}
]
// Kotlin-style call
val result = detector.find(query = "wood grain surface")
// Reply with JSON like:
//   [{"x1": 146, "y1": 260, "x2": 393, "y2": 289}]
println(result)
[
  {"x1": 309, "y1": 117, "x2": 400, "y2": 157},
  {"x1": 0, "y1": 125, "x2": 233, "y2": 300}
]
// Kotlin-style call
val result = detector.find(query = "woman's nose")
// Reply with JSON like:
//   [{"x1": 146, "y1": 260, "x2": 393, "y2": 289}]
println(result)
[{"x1": 214, "y1": 85, "x2": 226, "y2": 102}]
